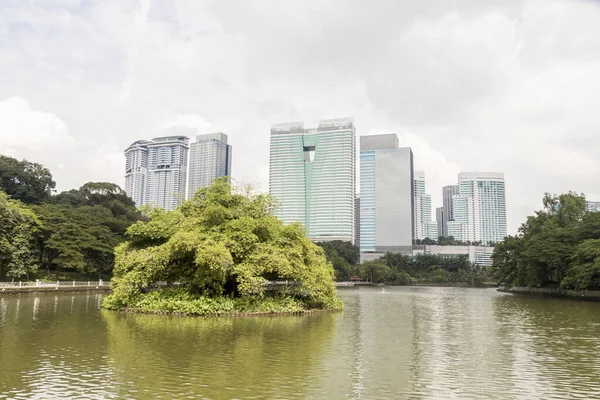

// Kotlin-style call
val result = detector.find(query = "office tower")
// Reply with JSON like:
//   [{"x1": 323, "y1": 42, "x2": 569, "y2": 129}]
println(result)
[
  {"x1": 441, "y1": 185, "x2": 459, "y2": 237},
  {"x1": 269, "y1": 118, "x2": 355, "y2": 242},
  {"x1": 586, "y1": 201, "x2": 600, "y2": 213},
  {"x1": 413, "y1": 171, "x2": 437, "y2": 240},
  {"x1": 124, "y1": 140, "x2": 151, "y2": 206},
  {"x1": 187, "y1": 133, "x2": 232, "y2": 199},
  {"x1": 355, "y1": 194, "x2": 360, "y2": 247},
  {"x1": 145, "y1": 135, "x2": 189, "y2": 211},
  {"x1": 360, "y1": 134, "x2": 413, "y2": 262},
  {"x1": 448, "y1": 172, "x2": 507, "y2": 244},
  {"x1": 436, "y1": 207, "x2": 444, "y2": 241}
]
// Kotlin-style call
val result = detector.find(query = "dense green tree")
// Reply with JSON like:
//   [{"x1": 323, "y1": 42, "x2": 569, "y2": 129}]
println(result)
[
  {"x1": 315, "y1": 240, "x2": 359, "y2": 280},
  {"x1": 0, "y1": 191, "x2": 39, "y2": 279},
  {"x1": 103, "y1": 179, "x2": 341, "y2": 312},
  {"x1": 0, "y1": 155, "x2": 55, "y2": 204},
  {"x1": 493, "y1": 192, "x2": 600, "y2": 290}
]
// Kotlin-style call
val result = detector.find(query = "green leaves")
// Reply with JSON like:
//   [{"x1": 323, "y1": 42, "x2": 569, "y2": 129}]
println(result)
[
  {"x1": 103, "y1": 178, "x2": 342, "y2": 312},
  {"x1": 493, "y1": 192, "x2": 600, "y2": 290}
]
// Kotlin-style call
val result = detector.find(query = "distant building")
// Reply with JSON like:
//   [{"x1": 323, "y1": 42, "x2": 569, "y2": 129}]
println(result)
[
  {"x1": 354, "y1": 194, "x2": 360, "y2": 247},
  {"x1": 436, "y1": 207, "x2": 444, "y2": 241},
  {"x1": 360, "y1": 134, "x2": 413, "y2": 262},
  {"x1": 269, "y1": 118, "x2": 355, "y2": 242},
  {"x1": 441, "y1": 185, "x2": 458, "y2": 237},
  {"x1": 187, "y1": 133, "x2": 232, "y2": 199},
  {"x1": 450, "y1": 172, "x2": 507, "y2": 244},
  {"x1": 146, "y1": 136, "x2": 189, "y2": 211},
  {"x1": 413, "y1": 171, "x2": 437, "y2": 240},
  {"x1": 587, "y1": 200, "x2": 600, "y2": 213},
  {"x1": 413, "y1": 245, "x2": 495, "y2": 267},
  {"x1": 124, "y1": 140, "x2": 151, "y2": 207}
]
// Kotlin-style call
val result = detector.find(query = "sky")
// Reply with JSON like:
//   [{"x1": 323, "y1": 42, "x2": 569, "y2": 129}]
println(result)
[{"x1": 1, "y1": 0, "x2": 599, "y2": 234}]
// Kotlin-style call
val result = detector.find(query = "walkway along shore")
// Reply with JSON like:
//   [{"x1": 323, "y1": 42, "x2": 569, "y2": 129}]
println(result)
[
  {"x1": 0, "y1": 280, "x2": 110, "y2": 295},
  {"x1": 498, "y1": 286, "x2": 600, "y2": 302}
]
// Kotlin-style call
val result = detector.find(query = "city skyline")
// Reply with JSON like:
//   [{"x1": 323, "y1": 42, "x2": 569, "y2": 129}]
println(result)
[{"x1": 4, "y1": 0, "x2": 600, "y2": 237}]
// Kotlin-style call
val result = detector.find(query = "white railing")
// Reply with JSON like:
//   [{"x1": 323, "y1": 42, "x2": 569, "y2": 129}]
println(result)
[{"x1": 0, "y1": 280, "x2": 110, "y2": 288}]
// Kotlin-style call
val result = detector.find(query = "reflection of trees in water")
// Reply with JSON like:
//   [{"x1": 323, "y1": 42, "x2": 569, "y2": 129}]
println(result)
[
  {"x1": 0, "y1": 293, "x2": 110, "y2": 396},
  {"x1": 102, "y1": 310, "x2": 339, "y2": 398},
  {"x1": 493, "y1": 295, "x2": 600, "y2": 397}
]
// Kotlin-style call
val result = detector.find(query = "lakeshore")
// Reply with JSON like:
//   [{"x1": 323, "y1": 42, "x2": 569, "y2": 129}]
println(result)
[{"x1": 498, "y1": 286, "x2": 600, "y2": 302}]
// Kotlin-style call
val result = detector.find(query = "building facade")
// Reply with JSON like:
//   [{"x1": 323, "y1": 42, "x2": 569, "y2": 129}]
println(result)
[
  {"x1": 441, "y1": 185, "x2": 459, "y2": 237},
  {"x1": 412, "y1": 245, "x2": 495, "y2": 267},
  {"x1": 187, "y1": 133, "x2": 232, "y2": 199},
  {"x1": 124, "y1": 140, "x2": 151, "y2": 207},
  {"x1": 354, "y1": 194, "x2": 360, "y2": 247},
  {"x1": 145, "y1": 136, "x2": 189, "y2": 211},
  {"x1": 413, "y1": 171, "x2": 437, "y2": 241},
  {"x1": 436, "y1": 207, "x2": 444, "y2": 241},
  {"x1": 360, "y1": 134, "x2": 413, "y2": 262},
  {"x1": 449, "y1": 172, "x2": 507, "y2": 244},
  {"x1": 269, "y1": 118, "x2": 355, "y2": 242}
]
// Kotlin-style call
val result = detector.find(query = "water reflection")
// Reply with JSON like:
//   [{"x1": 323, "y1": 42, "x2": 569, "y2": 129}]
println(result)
[
  {"x1": 102, "y1": 310, "x2": 340, "y2": 399},
  {"x1": 2, "y1": 288, "x2": 600, "y2": 399}
]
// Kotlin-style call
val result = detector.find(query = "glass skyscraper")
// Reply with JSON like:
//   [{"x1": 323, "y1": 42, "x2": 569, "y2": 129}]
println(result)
[
  {"x1": 359, "y1": 134, "x2": 413, "y2": 262},
  {"x1": 187, "y1": 133, "x2": 232, "y2": 199},
  {"x1": 269, "y1": 118, "x2": 355, "y2": 242},
  {"x1": 413, "y1": 171, "x2": 437, "y2": 240},
  {"x1": 124, "y1": 140, "x2": 151, "y2": 207}
]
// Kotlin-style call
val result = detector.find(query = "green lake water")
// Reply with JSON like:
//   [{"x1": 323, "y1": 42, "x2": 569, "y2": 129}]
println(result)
[{"x1": 1, "y1": 287, "x2": 600, "y2": 399}]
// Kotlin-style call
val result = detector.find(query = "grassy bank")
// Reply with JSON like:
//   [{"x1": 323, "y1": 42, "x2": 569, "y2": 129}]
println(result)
[{"x1": 106, "y1": 288, "x2": 344, "y2": 317}]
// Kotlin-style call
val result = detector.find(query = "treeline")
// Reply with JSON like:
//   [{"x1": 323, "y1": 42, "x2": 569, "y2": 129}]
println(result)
[
  {"x1": 493, "y1": 192, "x2": 600, "y2": 291},
  {"x1": 0, "y1": 155, "x2": 141, "y2": 280},
  {"x1": 316, "y1": 241, "x2": 490, "y2": 285},
  {"x1": 414, "y1": 237, "x2": 495, "y2": 246}
]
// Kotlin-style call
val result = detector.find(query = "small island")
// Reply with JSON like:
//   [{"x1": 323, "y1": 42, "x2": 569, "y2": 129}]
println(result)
[{"x1": 102, "y1": 179, "x2": 343, "y2": 316}]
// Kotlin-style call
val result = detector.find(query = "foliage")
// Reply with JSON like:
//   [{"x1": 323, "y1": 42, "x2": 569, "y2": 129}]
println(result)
[
  {"x1": 315, "y1": 240, "x2": 359, "y2": 281},
  {"x1": 0, "y1": 155, "x2": 55, "y2": 204},
  {"x1": 0, "y1": 192, "x2": 39, "y2": 278},
  {"x1": 493, "y1": 191, "x2": 600, "y2": 290},
  {"x1": 414, "y1": 237, "x2": 489, "y2": 246},
  {"x1": 102, "y1": 179, "x2": 342, "y2": 313}
]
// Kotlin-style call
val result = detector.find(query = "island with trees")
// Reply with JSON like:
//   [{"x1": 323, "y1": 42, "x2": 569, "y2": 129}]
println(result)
[{"x1": 101, "y1": 179, "x2": 343, "y2": 316}]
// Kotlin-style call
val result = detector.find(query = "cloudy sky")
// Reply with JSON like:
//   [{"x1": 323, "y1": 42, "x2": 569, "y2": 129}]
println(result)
[{"x1": 1, "y1": 0, "x2": 599, "y2": 233}]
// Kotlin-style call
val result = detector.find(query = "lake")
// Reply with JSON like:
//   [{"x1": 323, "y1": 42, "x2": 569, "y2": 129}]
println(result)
[{"x1": 1, "y1": 287, "x2": 600, "y2": 399}]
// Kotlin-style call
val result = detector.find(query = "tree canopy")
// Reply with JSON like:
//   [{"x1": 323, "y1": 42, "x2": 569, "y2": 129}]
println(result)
[
  {"x1": 102, "y1": 179, "x2": 341, "y2": 312},
  {"x1": 493, "y1": 192, "x2": 600, "y2": 290},
  {"x1": 0, "y1": 155, "x2": 55, "y2": 204}
]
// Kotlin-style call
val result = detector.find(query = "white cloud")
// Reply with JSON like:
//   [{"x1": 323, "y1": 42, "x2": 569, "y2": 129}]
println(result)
[{"x1": 1, "y1": 0, "x2": 600, "y2": 233}]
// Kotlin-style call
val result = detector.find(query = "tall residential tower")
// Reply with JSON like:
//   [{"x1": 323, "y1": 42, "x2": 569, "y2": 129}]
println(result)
[
  {"x1": 187, "y1": 133, "x2": 232, "y2": 199},
  {"x1": 447, "y1": 172, "x2": 507, "y2": 244},
  {"x1": 124, "y1": 140, "x2": 151, "y2": 207},
  {"x1": 413, "y1": 171, "x2": 438, "y2": 241},
  {"x1": 269, "y1": 118, "x2": 356, "y2": 242},
  {"x1": 360, "y1": 134, "x2": 413, "y2": 262},
  {"x1": 145, "y1": 136, "x2": 189, "y2": 211}
]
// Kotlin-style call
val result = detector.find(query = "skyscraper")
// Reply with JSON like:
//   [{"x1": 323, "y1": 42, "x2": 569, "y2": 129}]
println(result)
[
  {"x1": 436, "y1": 207, "x2": 444, "y2": 241},
  {"x1": 355, "y1": 194, "x2": 360, "y2": 247},
  {"x1": 269, "y1": 118, "x2": 355, "y2": 242},
  {"x1": 124, "y1": 140, "x2": 151, "y2": 207},
  {"x1": 187, "y1": 133, "x2": 232, "y2": 199},
  {"x1": 145, "y1": 135, "x2": 189, "y2": 211},
  {"x1": 448, "y1": 172, "x2": 507, "y2": 244},
  {"x1": 413, "y1": 171, "x2": 437, "y2": 240},
  {"x1": 441, "y1": 185, "x2": 458, "y2": 237},
  {"x1": 360, "y1": 134, "x2": 413, "y2": 262}
]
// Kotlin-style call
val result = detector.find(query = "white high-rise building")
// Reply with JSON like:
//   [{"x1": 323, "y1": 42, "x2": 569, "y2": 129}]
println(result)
[
  {"x1": 269, "y1": 118, "x2": 355, "y2": 242},
  {"x1": 360, "y1": 134, "x2": 413, "y2": 262},
  {"x1": 449, "y1": 172, "x2": 507, "y2": 244},
  {"x1": 124, "y1": 140, "x2": 151, "y2": 207},
  {"x1": 441, "y1": 185, "x2": 459, "y2": 237},
  {"x1": 187, "y1": 133, "x2": 232, "y2": 199},
  {"x1": 413, "y1": 171, "x2": 438, "y2": 240},
  {"x1": 145, "y1": 136, "x2": 189, "y2": 211}
]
